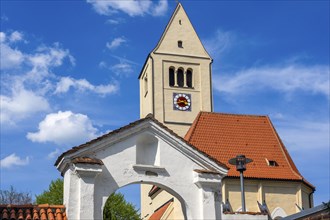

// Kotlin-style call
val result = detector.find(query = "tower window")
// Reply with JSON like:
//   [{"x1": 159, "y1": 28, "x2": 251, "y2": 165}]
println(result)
[
  {"x1": 186, "y1": 69, "x2": 193, "y2": 88},
  {"x1": 169, "y1": 67, "x2": 175, "y2": 86},
  {"x1": 178, "y1": 41, "x2": 183, "y2": 48},
  {"x1": 179, "y1": 20, "x2": 182, "y2": 25},
  {"x1": 144, "y1": 77, "x2": 148, "y2": 95},
  {"x1": 177, "y1": 68, "x2": 184, "y2": 87}
]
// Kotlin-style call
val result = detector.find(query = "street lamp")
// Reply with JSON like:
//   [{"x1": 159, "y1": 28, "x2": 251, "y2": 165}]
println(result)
[{"x1": 228, "y1": 154, "x2": 253, "y2": 212}]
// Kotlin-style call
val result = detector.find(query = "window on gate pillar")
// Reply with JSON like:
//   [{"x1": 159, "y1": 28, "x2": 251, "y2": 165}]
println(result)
[
  {"x1": 186, "y1": 69, "x2": 193, "y2": 88},
  {"x1": 177, "y1": 68, "x2": 184, "y2": 87},
  {"x1": 169, "y1": 67, "x2": 175, "y2": 87}
]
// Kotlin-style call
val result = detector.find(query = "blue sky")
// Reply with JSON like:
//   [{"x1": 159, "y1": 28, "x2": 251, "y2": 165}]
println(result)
[{"x1": 1, "y1": 0, "x2": 329, "y2": 210}]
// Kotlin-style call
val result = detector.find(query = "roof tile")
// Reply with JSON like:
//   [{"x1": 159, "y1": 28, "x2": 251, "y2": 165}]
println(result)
[{"x1": 0, "y1": 205, "x2": 66, "y2": 220}]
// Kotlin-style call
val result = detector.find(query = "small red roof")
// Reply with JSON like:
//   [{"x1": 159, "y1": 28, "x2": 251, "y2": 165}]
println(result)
[
  {"x1": 185, "y1": 112, "x2": 314, "y2": 189},
  {"x1": 148, "y1": 185, "x2": 161, "y2": 197},
  {"x1": 0, "y1": 204, "x2": 66, "y2": 220},
  {"x1": 149, "y1": 199, "x2": 173, "y2": 220}
]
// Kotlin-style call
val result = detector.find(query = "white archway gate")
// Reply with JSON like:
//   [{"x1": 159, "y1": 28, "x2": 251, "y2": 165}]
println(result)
[{"x1": 55, "y1": 116, "x2": 228, "y2": 219}]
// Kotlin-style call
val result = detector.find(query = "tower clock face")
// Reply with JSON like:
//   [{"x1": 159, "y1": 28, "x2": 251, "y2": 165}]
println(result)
[{"x1": 173, "y1": 93, "x2": 191, "y2": 111}]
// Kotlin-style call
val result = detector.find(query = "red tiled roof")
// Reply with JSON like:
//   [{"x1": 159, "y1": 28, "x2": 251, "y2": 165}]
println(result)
[
  {"x1": 0, "y1": 204, "x2": 66, "y2": 220},
  {"x1": 149, "y1": 199, "x2": 173, "y2": 220},
  {"x1": 148, "y1": 185, "x2": 161, "y2": 197},
  {"x1": 185, "y1": 112, "x2": 314, "y2": 189}
]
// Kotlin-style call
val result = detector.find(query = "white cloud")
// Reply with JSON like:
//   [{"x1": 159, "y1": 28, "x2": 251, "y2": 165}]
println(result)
[
  {"x1": 106, "y1": 18, "x2": 124, "y2": 25},
  {"x1": 214, "y1": 64, "x2": 329, "y2": 97},
  {"x1": 106, "y1": 37, "x2": 126, "y2": 50},
  {"x1": 26, "y1": 111, "x2": 100, "y2": 146},
  {"x1": 111, "y1": 54, "x2": 140, "y2": 65},
  {"x1": 55, "y1": 77, "x2": 119, "y2": 95},
  {"x1": 94, "y1": 84, "x2": 119, "y2": 94},
  {"x1": 0, "y1": 31, "x2": 26, "y2": 70},
  {"x1": 0, "y1": 33, "x2": 74, "y2": 71},
  {"x1": 204, "y1": 29, "x2": 236, "y2": 58},
  {"x1": 100, "y1": 56, "x2": 137, "y2": 77},
  {"x1": 99, "y1": 61, "x2": 107, "y2": 68},
  {"x1": 0, "y1": 43, "x2": 24, "y2": 69},
  {"x1": 0, "y1": 31, "x2": 23, "y2": 44},
  {"x1": 9, "y1": 31, "x2": 23, "y2": 42},
  {"x1": 1, "y1": 30, "x2": 119, "y2": 125},
  {"x1": 269, "y1": 112, "x2": 285, "y2": 120},
  {"x1": 277, "y1": 120, "x2": 329, "y2": 151},
  {"x1": 86, "y1": 0, "x2": 168, "y2": 17},
  {"x1": 0, "y1": 154, "x2": 30, "y2": 169},
  {"x1": 151, "y1": 0, "x2": 168, "y2": 16},
  {"x1": 0, "y1": 32, "x2": 6, "y2": 43},
  {"x1": 1, "y1": 88, "x2": 50, "y2": 124},
  {"x1": 27, "y1": 43, "x2": 75, "y2": 71},
  {"x1": 111, "y1": 63, "x2": 134, "y2": 76},
  {"x1": 47, "y1": 148, "x2": 60, "y2": 159}
]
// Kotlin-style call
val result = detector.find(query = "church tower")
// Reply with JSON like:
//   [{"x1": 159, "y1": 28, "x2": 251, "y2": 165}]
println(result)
[{"x1": 139, "y1": 3, "x2": 213, "y2": 137}]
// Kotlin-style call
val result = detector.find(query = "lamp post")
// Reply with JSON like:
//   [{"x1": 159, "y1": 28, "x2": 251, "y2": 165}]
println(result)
[{"x1": 228, "y1": 155, "x2": 253, "y2": 212}]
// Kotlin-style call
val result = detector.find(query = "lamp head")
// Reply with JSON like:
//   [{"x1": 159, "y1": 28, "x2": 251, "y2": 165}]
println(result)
[{"x1": 228, "y1": 154, "x2": 253, "y2": 172}]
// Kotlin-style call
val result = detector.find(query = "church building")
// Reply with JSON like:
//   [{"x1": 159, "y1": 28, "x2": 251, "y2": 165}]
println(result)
[{"x1": 138, "y1": 3, "x2": 314, "y2": 220}]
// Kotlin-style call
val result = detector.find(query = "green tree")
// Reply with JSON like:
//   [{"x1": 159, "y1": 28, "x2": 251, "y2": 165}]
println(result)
[
  {"x1": 103, "y1": 192, "x2": 140, "y2": 220},
  {"x1": 36, "y1": 178, "x2": 63, "y2": 204}
]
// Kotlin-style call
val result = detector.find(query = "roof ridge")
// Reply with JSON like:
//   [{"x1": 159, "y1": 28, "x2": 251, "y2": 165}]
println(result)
[
  {"x1": 153, "y1": 198, "x2": 174, "y2": 213},
  {"x1": 201, "y1": 111, "x2": 269, "y2": 118}
]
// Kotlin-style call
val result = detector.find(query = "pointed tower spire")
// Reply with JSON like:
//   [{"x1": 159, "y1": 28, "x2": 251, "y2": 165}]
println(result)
[
  {"x1": 139, "y1": 3, "x2": 214, "y2": 137},
  {"x1": 153, "y1": 3, "x2": 211, "y2": 59}
]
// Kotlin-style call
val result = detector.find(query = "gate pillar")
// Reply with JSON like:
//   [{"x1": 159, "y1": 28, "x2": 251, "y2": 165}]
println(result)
[
  {"x1": 64, "y1": 160, "x2": 103, "y2": 220},
  {"x1": 194, "y1": 170, "x2": 223, "y2": 219}
]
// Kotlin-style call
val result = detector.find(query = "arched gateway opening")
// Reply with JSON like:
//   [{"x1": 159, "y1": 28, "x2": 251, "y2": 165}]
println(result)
[
  {"x1": 55, "y1": 115, "x2": 227, "y2": 219},
  {"x1": 103, "y1": 183, "x2": 186, "y2": 219},
  {"x1": 99, "y1": 182, "x2": 187, "y2": 219}
]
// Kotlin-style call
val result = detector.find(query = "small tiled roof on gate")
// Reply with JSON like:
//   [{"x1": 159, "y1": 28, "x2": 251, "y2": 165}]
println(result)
[
  {"x1": 148, "y1": 198, "x2": 173, "y2": 220},
  {"x1": 0, "y1": 204, "x2": 66, "y2": 220},
  {"x1": 185, "y1": 112, "x2": 314, "y2": 189}
]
